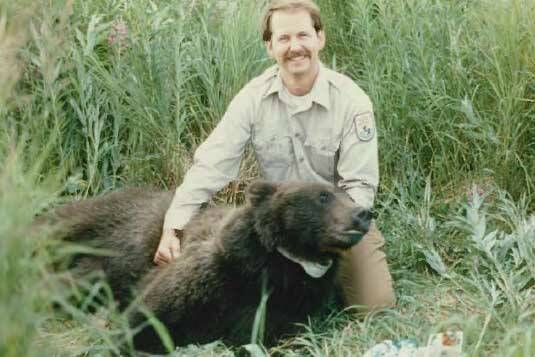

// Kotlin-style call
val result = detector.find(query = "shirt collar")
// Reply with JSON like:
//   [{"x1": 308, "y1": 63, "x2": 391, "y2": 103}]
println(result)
[{"x1": 263, "y1": 62, "x2": 331, "y2": 110}]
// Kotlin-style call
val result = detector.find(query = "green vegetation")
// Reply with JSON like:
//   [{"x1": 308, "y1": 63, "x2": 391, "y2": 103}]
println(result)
[{"x1": 1, "y1": 0, "x2": 533, "y2": 355}]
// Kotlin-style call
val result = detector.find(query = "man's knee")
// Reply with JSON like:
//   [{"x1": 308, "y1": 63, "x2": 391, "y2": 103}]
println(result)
[
  {"x1": 351, "y1": 286, "x2": 396, "y2": 312},
  {"x1": 341, "y1": 275, "x2": 396, "y2": 312},
  {"x1": 337, "y1": 223, "x2": 396, "y2": 312}
]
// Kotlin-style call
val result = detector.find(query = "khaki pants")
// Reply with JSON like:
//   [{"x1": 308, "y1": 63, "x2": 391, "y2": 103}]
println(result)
[{"x1": 336, "y1": 222, "x2": 396, "y2": 311}]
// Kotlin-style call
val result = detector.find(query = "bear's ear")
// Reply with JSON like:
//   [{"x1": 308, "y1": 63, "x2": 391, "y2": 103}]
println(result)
[{"x1": 246, "y1": 180, "x2": 278, "y2": 206}]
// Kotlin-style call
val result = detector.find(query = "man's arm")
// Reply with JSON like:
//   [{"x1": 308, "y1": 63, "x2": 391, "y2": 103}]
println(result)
[
  {"x1": 155, "y1": 89, "x2": 253, "y2": 264},
  {"x1": 336, "y1": 94, "x2": 379, "y2": 209}
]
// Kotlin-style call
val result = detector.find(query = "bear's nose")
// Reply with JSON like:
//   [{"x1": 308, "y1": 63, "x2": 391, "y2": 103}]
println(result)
[{"x1": 351, "y1": 208, "x2": 372, "y2": 233}]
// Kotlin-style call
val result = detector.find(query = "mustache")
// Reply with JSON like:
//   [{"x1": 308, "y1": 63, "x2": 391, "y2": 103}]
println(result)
[{"x1": 285, "y1": 50, "x2": 310, "y2": 60}]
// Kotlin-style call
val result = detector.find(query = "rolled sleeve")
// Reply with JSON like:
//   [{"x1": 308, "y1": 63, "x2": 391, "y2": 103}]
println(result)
[
  {"x1": 163, "y1": 90, "x2": 253, "y2": 230},
  {"x1": 337, "y1": 96, "x2": 379, "y2": 209}
]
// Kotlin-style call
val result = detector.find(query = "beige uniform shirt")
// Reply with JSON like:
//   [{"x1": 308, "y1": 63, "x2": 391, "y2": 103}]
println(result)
[{"x1": 164, "y1": 63, "x2": 379, "y2": 230}]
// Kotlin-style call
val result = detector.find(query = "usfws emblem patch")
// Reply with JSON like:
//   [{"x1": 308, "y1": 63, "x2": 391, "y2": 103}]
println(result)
[{"x1": 354, "y1": 111, "x2": 375, "y2": 142}]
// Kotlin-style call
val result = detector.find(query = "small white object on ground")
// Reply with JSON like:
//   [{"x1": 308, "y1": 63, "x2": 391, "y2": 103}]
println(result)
[{"x1": 363, "y1": 331, "x2": 463, "y2": 357}]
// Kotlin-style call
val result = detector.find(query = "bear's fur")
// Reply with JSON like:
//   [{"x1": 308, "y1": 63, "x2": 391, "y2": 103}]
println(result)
[{"x1": 51, "y1": 181, "x2": 372, "y2": 352}]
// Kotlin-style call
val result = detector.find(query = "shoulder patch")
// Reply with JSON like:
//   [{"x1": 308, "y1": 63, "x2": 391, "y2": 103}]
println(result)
[{"x1": 354, "y1": 111, "x2": 375, "y2": 141}]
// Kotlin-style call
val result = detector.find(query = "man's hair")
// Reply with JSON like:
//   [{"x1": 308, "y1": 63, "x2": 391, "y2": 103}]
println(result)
[{"x1": 261, "y1": 0, "x2": 323, "y2": 42}]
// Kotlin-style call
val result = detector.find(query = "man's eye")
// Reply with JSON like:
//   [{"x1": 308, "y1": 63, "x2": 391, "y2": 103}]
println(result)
[{"x1": 278, "y1": 36, "x2": 289, "y2": 42}]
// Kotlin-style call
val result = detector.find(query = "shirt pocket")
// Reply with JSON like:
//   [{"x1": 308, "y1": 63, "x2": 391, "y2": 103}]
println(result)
[
  {"x1": 304, "y1": 138, "x2": 337, "y2": 181},
  {"x1": 254, "y1": 135, "x2": 293, "y2": 168}
]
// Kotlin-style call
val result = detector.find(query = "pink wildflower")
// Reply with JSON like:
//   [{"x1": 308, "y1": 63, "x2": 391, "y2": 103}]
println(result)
[{"x1": 108, "y1": 19, "x2": 128, "y2": 50}]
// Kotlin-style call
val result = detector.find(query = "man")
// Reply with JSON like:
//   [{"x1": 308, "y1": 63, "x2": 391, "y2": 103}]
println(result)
[{"x1": 154, "y1": 0, "x2": 395, "y2": 310}]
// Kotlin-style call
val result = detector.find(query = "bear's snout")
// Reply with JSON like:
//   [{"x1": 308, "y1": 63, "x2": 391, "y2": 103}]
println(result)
[
  {"x1": 351, "y1": 208, "x2": 372, "y2": 234},
  {"x1": 320, "y1": 207, "x2": 372, "y2": 252}
]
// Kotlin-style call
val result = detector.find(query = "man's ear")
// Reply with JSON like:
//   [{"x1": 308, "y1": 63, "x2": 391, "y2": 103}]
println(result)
[
  {"x1": 247, "y1": 180, "x2": 278, "y2": 206},
  {"x1": 265, "y1": 40, "x2": 274, "y2": 58},
  {"x1": 318, "y1": 30, "x2": 326, "y2": 51}
]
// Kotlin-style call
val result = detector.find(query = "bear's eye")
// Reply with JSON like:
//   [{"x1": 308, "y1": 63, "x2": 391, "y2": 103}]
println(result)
[{"x1": 318, "y1": 191, "x2": 331, "y2": 205}]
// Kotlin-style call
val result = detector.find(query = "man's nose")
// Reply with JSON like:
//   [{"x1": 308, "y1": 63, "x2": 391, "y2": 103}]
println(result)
[{"x1": 289, "y1": 37, "x2": 301, "y2": 51}]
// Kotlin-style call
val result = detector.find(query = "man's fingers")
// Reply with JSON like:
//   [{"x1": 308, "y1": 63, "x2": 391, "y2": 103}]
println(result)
[
  {"x1": 169, "y1": 240, "x2": 181, "y2": 259},
  {"x1": 154, "y1": 250, "x2": 171, "y2": 265},
  {"x1": 154, "y1": 230, "x2": 182, "y2": 265},
  {"x1": 155, "y1": 256, "x2": 169, "y2": 266},
  {"x1": 159, "y1": 250, "x2": 172, "y2": 261}
]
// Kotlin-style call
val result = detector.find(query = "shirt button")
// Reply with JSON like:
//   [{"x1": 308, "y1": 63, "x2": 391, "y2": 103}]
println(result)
[
  {"x1": 294, "y1": 133, "x2": 300, "y2": 138},
  {"x1": 299, "y1": 157, "x2": 304, "y2": 162}
]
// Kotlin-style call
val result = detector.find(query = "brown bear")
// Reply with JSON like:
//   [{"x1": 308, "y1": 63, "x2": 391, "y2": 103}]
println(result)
[{"x1": 51, "y1": 180, "x2": 372, "y2": 352}]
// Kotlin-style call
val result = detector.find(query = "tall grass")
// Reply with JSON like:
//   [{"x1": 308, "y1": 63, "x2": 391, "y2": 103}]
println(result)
[
  {"x1": 16, "y1": 0, "x2": 268, "y2": 194},
  {"x1": 0, "y1": 148, "x2": 54, "y2": 356},
  {"x1": 1, "y1": 0, "x2": 534, "y2": 355},
  {"x1": 322, "y1": 0, "x2": 535, "y2": 201}
]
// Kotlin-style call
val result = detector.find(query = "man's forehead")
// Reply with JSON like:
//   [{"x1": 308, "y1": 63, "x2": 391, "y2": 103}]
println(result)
[{"x1": 270, "y1": 8, "x2": 315, "y2": 34}]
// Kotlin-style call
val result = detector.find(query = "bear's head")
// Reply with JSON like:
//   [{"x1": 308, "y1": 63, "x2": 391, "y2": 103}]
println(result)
[{"x1": 247, "y1": 181, "x2": 372, "y2": 278}]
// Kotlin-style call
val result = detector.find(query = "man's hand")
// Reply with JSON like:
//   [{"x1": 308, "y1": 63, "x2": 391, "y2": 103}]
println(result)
[{"x1": 154, "y1": 228, "x2": 182, "y2": 265}]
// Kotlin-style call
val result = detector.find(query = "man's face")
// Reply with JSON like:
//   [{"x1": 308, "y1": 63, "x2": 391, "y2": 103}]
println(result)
[{"x1": 266, "y1": 9, "x2": 325, "y2": 80}]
